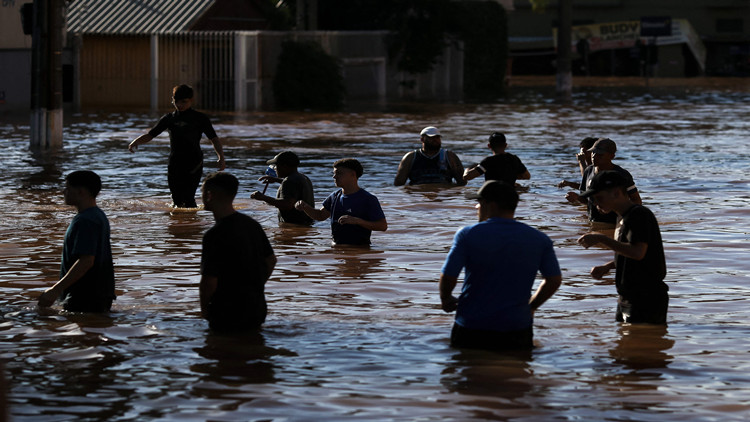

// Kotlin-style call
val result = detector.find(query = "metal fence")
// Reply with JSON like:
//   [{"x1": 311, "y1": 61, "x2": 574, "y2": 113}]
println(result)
[{"x1": 77, "y1": 31, "x2": 462, "y2": 111}]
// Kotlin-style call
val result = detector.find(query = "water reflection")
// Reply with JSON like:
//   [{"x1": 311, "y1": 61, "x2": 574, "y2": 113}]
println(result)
[
  {"x1": 1, "y1": 89, "x2": 750, "y2": 420},
  {"x1": 441, "y1": 348, "x2": 533, "y2": 400},
  {"x1": 191, "y1": 331, "x2": 294, "y2": 388},
  {"x1": 610, "y1": 324, "x2": 674, "y2": 371}
]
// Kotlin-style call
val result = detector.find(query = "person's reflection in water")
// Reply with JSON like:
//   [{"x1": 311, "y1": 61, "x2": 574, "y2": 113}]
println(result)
[
  {"x1": 331, "y1": 247, "x2": 385, "y2": 280},
  {"x1": 441, "y1": 348, "x2": 534, "y2": 403},
  {"x1": 191, "y1": 331, "x2": 295, "y2": 388},
  {"x1": 166, "y1": 212, "x2": 206, "y2": 242},
  {"x1": 610, "y1": 324, "x2": 674, "y2": 372}
]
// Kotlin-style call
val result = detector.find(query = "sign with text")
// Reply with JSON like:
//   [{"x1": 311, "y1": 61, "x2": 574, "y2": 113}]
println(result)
[{"x1": 641, "y1": 16, "x2": 673, "y2": 37}]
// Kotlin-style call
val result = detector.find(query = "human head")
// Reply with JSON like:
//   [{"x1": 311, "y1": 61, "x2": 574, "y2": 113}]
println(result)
[
  {"x1": 579, "y1": 170, "x2": 628, "y2": 199},
  {"x1": 172, "y1": 84, "x2": 194, "y2": 101},
  {"x1": 267, "y1": 151, "x2": 300, "y2": 177},
  {"x1": 588, "y1": 138, "x2": 616, "y2": 168},
  {"x1": 419, "y1": 126, "x2": 442, "y2": 152},
  {"x1": 469, "y1": 180, "x2": 518, "y2": 221},
  {"x1": 588, "y1": 138, "x2": 616, "y2": 154},
  {"x1": 65, "y1": 170, "x2": 102, "y2": 198},
  {"x1": 172, "y1": 84, "x2": 194, "y2": 112},
  {"x1": 202, "y1": 172, "x2": 239, "y2": 209},
  {"x1": 579, "y1": 137, "x2": 598, "y2": 151},
  {"x1": 332, "y1": 158, "x2": 363, "y2": 189},
  {"x1": 333, "y1": 158, "x2": 363, "y2": 179},
  {"x1": 488, "y1": 132, "x2": 507, "y2": 151}
]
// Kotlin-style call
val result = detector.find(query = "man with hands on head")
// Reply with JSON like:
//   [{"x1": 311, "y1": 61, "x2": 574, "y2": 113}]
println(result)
[
  {"x1": 295, "y1": 158, "x2": 387, "y2": 246},
  {"x1": 577, "y1": 170, "x2": 667, "y2": 325},
  {"x1": 565, "y1": 138, "x2": 641, "y2": 236}
]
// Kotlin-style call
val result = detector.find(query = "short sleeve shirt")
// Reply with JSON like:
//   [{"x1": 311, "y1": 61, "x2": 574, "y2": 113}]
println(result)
[
  {"x1": 60, "y1": 206, "x2": 115, "y2": 309},
  {"x1": 148, "y1": 108, "x2": 218, "y2": 170},
  {"x1": 322, "y1": 188, "x2": 385, "y2": 245},
  {"x1": 442, "y1": 218, "x2": 560, "y2": 332},
  {"x1": 277, "y1": 171, "x2": 314, "y2": 225},
  {"x1": 614, "y1": 205, "x2": 668, "y2": 301},
  {"x1": 201, "y1": 212, "x2": 274, "y2": 329},
  {"x1": 476, "y1": 153, "x2": 528, "y2": 184},
  {"x1": 581, "y1": 164, "x2": 638, "y2": 223}
]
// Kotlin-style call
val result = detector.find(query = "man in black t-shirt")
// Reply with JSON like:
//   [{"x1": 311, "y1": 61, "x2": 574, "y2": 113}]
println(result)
[
  {"x1": 201, "y1": 172, "x2": 276, "y2": 332},
  {"x1": 251, "y1": 151, "x2": 314, "y2": 225},
  {"x1": 129, "y1": 84, "x2": 226, "y2": 208},
  {"x1": 463, "y1": 132, "x2": 530, "y2": 185},
  {"x1": 565, "y1": 138, "x2": 641, "y2": 235},
  {"x1": 577, "y1": 171, "x2": 668, "y2": 324}
]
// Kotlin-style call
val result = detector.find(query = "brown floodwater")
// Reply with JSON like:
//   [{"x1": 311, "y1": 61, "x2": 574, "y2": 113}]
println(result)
[{"x1": 1, "y1": 86, "x2": 750, "y2": 421}]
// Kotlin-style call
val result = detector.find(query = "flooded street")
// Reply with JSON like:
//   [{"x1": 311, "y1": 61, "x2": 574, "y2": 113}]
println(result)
[{"x1": 1, "y1": 85, "x2": 750, "y2": 421}]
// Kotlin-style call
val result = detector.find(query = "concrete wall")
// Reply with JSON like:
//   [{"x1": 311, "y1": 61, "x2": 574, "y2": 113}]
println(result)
[{"x1": 0, "y1": 50, "x2": 32, "y2": 111}]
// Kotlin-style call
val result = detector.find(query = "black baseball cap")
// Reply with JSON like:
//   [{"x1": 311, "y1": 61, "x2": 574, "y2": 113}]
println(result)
[
  {"x1": 267, "y1": 151, "x2": 299, "y2": 167},
  {"x1": 579, "y1": 170, "x2": 628, "y2": 198}
]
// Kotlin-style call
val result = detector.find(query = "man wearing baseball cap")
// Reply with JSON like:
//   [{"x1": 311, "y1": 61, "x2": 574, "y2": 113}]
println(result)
[
  {"x1": 251, "y1": 151, "x2": 314, "y2": 225},
  {"x1": 565, "y1": 137, "x2": 641, "y2": 235},
  {"x1": 439, "y1": 180, "x2": 562, "y2": 350},
  {"x1": 577, "y1": 170, "x2": 668, "y2": 324},
  {"x1": 394, "y1": 126, "x2": 466, "y2": 186}
]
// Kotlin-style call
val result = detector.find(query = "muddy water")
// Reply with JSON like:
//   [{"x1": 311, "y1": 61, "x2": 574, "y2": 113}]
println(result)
[{"x1": 1, "y1": 87, "x2": 750, "y2": 421}]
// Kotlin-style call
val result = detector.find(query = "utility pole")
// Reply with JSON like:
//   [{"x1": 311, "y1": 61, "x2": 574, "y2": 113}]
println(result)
[
  {"x1": 556, "y1": 0, "x2": 572, "y2": 103},
  {"x1": 30, "y1": 0, "x2": 64, "y2": 150}
]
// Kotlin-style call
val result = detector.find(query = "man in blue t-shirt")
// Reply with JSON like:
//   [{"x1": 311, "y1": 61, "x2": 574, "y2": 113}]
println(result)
[
  {"x1": 296, "y1": 158, "x2": 387, "y2": 246},
  {"x1": 440, "y1": 181, "x2": 562, "y2": 350},
  {"x1": 38, "y1": 171, "x2": 116, "y2": 312}
]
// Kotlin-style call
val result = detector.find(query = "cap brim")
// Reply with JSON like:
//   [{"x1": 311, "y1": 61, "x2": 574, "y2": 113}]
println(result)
[{"x1": 579, "y1": 188, "x2": 597, "y2": 199}]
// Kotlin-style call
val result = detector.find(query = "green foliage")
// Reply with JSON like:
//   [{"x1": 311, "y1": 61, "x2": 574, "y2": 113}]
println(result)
[
  {"x1": 448, "y1": 1, "x2": 508, "y2": 99},
  {"x1": 272, "y1": 40, "x2": 346, "y2": 111},
  {"x1": 384, "y1": 0, "x2": 451, "y2": 74},
  {"x1": 528, "y1": 0, "x2": 550, "y2": 12},
  {"x1": 276, "y1": 0, "x2": 508, "y2": 99}
]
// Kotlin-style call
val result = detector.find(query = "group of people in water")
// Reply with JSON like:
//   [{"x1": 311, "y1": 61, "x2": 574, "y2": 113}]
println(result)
[{"x1": 38, "y1": 84, "x2": 668, "y2": 351}]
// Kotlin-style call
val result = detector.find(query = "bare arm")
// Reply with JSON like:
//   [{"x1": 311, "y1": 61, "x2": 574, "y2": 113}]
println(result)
[
  {"x1": 565, "y1": 191, "x2": 588, "y2": 205},
  {"x1": 518, "y1": 169, "x2": 531, "y2": 180},
  {"x1": 558, "y1": 180, "x2": 580, "y2": 189},
  {"x1": 128, "y1": 134, "x2": 154, "y2": 152},
  {"x1": 447, "y1": 151, "x2": 466, "y2": 186},
  {"x1": 590, "y1": 260, "x2": 616, "y2": 279},
  {"x1": 199, "y1": 274, "x2": 218, "y2": 319},
  {"x1": 529, "y1": 274, "x2": 562, "y2": 311},
  {"x1": 338, "y1": 216, "x2": 387, "y2": 232},
  {"x1": 295, "y1": 201, "x2": 330, "y2": 221},
  {"x1": 439, "y1": 273, "x2": 459, "y2": 312},
  {"x1": 38, "y1": 255, "x2": 95, "y2": 307},
  {"x1": 394, "y1": 152, "x2": 415, "y2": 186},
  {"x1": 209, "y1": 137, "x2": 226, "y2": 171},
  {"x1": 462, "y1": 166, "x2": 481, "y2": 182},
  {"x1": 251, "y1": 192, "x2": 296, "y2": 211},
  {"x1": 264, "y1": 254, "x2": 277, "y2": 281},
  {"x1": 578, "y1": 233, "x2": 648, "y2": 260}
]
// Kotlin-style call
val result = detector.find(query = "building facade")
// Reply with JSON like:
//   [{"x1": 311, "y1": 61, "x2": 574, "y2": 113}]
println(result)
[{"x1": 506, "y1": 0, "x2": 750, "y2": 77}]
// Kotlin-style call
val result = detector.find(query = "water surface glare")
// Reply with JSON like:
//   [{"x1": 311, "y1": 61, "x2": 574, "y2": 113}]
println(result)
[{"x1": 2, "y1": 89, "x2": 750, "y2": 421}]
